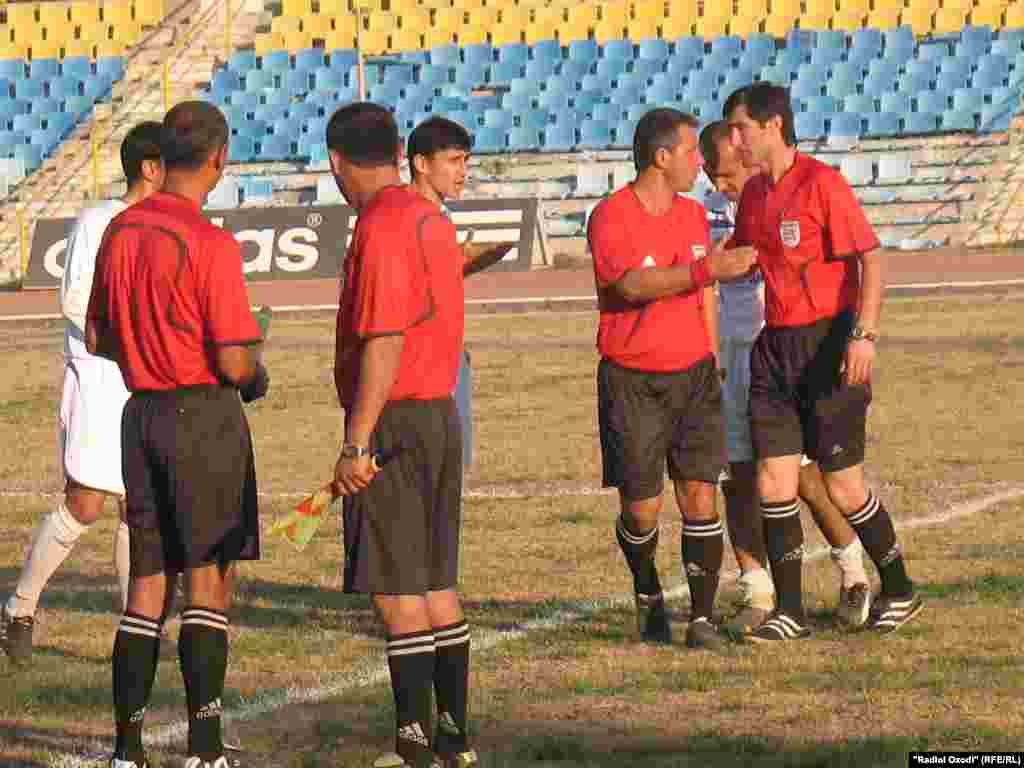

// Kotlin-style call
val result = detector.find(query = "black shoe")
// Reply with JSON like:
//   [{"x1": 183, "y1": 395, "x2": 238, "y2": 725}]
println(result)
[
  {"x1": 837, "y1": 583, "x2": 871, "y2": 628},
  {"x1": 866, "y1": 592, "x2": 924, "y2": 634},
  {"x1": 684, "y1": 617, "x2": 728, "y2": 650},
  {"x1": 635, "y1": 592, "x2": 672, "y2": 644},
  {"x1": 1, "y1": 605, "x2": 34, "y2": 667},
  {"x1": 748, "y1": 610, "x2": 811, "y2": 643}
]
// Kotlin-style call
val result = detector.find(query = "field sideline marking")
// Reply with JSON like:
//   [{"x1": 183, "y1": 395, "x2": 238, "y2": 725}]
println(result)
[{"x1": 46, "y1": 484, "x2": 1024, "y2": 768}]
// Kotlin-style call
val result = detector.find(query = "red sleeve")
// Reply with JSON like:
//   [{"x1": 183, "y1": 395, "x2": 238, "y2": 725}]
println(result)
[
  {"x1": 351, "y1": 208, "x2": 418, "y2": 337},
  {"x1": 198, "y1": 230, "x2": 261, "y2": 345},
  {"x1": 731, "y1": 182, "x2": 756, "y2": 248},
  {"x1": 819, "y1": 171, "x2": 881, "y2": 259},
  {"x1": 588, "y1": 198, "x2": 640, "y2": 287}
]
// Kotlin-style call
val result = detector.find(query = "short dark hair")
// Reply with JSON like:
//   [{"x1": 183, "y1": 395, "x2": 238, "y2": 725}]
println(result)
[
  {"x1": 326, "y1": 102, "x2": 401, "y2": 168},
  {"x1": 723, "y1": 82, "x2": 797, "y2": 146},
  {"x1": 160, "y1": 100, "x2": 229, "y2": 170},
  {"x1": 632, "y1": 108, "x2": 700, "y2": 172},
  {"x1": 407, "y1": 116, "x2": 472, "y2": 179},
  {"x1": 121, "y1": 121, "x2": 162, "y2": 187},
  {"x1": 698, "y1": 120, "x2": 732, "y2": 176}
]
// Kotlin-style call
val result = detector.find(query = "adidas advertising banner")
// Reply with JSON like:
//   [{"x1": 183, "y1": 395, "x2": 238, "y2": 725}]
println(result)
[{"x1": 23, "y1": 198, "x2": 539, "y2": 289}]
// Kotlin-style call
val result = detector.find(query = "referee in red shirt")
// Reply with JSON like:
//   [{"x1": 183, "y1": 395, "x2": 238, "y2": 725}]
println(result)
[
  {"x1": 724, "y1": 83, "x2": 923, "y2": 642},
  {"x1": 588, "y1": 108, "x2": 757, "y2": 650},
  {"x1": 86, "y1": 101, "x2": 268, "y2": 768},
  {"x1": 328, "y1": 104, "x2": 474, "y2": 768}
]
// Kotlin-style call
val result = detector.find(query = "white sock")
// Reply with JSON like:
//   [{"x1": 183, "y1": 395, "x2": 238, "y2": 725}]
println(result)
[
  {"x1": 7, "y1": 502, "x2": 88, "y2": 618},
  {"x1": 740, "y1": 567, "x2": 775, "y2": 611},
  {"x1": 831, "y1": 539, "x2": 869, "y2": 589},
  {"x1": 114, "y1": 520, "x2": 130, "y2": 613}
]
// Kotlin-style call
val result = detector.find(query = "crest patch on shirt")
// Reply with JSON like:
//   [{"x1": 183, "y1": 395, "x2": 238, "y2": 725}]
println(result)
[
  {"x1": 780, "y1": 220, "x2": 800, "y2": 248},
  {"x1": 641, "y1": 254, "x2": 656, "y2": 267},
  {"x1": 691, "y1": 244, "x2": 707, "y2": 260}
]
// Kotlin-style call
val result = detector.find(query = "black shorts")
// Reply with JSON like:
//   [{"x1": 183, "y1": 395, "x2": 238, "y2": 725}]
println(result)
[
  {"x1": 749, "y1": 309, "x2": 871, "y2": 472},
  {"x1": 598, "y1": 354, "x2": 725, "y2": 501},
  {"x1": 122, "y1": 384, "x2": 260, "y2": 578},
  {"x1": 342, "y1": 397, "x2": 463, "y2": 595}
]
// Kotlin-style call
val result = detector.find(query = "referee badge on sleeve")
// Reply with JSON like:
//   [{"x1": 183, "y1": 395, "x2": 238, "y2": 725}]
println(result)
[
  {"x1": 691, "y1": 244, "x2": 706, "y2": 260},
  {"x1": 780, "y1": 220, "x2": 801, "y2": 248}
]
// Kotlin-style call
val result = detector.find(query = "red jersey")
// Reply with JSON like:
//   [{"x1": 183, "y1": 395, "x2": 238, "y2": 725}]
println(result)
[
  {"x1": 334, "y1": 186, "x2": 464, "y2": 408},
  {"x1": 588, "y1": 185, "x2": 712, "y2": 372},
  {"x1": 732, "y1": 152, "x2": 880, "y2": 328},
  {"x1": 87, "y1": 192, "x2": 261, "y2": 391}
]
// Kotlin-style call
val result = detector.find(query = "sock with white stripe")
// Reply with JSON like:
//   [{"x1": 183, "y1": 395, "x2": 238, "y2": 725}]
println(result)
[
  {"x1": 615, "y1": 515, "x2": 661, "y2": 597},
  {"x1": 681, "y1": 516, "x2": 724, "y2": 620},
  {"x1": 433, "y1": 620, "x2": 470, "y2": 753},
  {"x1": 848, "y1": 493, "x2": 913, "y2": 598},
  {"x1": 112, "y1": 612, "x2": 161, "y2": 762},
  {"x1": 762, "y1": 499, "x2": 805, "y2": 620},
  {"x1": 386, "y1": 629, "x2": 436, "y2": 765},
  {"x1": 8, "y1": 502, "x2": 87, "y2": 618},
  {"x1": 179, "y1": 607, "x2": 229, "y2": 761}
]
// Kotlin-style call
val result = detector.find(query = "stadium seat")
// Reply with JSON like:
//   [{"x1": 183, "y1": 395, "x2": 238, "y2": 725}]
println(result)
[
  {"x1": 941, "y1": 110, "x2": 977, "y2": 131},
  {"x1": 603, "y1": 40, "x2": 634, "y2": 61},
  {"x1": 881, "y1": 91, "x2": 912, "y2": 114},
  {"x1": 582, "y1": 73, "x2": 614, "y2": 93},
  {"x1": 898, "y1": 74, "x2": 933, "y2": 94},
  {"x1": 738, "y1": 46, "x2": 773, "y2": 72},
  {"x1": 14, "y1": 79, "x2": 45, "y2": 100},
  {"x1": 760, "y1": 63, "x2": 796, "y2": 84},
  {"x1": 722, "y1": 68, "x2": 755, "y2": 91},
  {"x1": 687, "y1": 70, "x2": 720, "y2": 94},
  {"x1": 612, "y1": 118, "x2": 637, "y2": 148},
  {"x1": 631, "y1": 58, "x2": 664, "y2": 79},
  {"x1": 13, "y1": 113, "x2": 43, "y2": 134},
  {"x1": 794, "y1": 112, "x2": 826, "y2": 140},
  {"x1": 543, "y1": 123, "x2": 575, "y2": 151},
  {"x1": 884, "y1": 26, "x2": 916, "y2": 58},
  {"x1": 955, "y1": 35, "x2": 990, "y2": 60},
  {"x1": 844, "y1": 94, "x2": 877, "y2": 113},
  {"x1": 905, "y1": 60, "x2": 940, "y2": 81},
  {"x1": 473, "y1": 125, "x2": 506, "y2": 153},
  {"x1": 31, "y1": 98, "x2": 62, "y2": 116},
  {"x1": 577, "y1": 119, "x2": 612, "y2": 149},
  {"x1": 961, "y1": 24, "x2": 994, "y2": 46},
  {"x1": 568, "y1": 39, "x2": 599, "y2": 64},
  {"x1": 501, "y1": 91, "x2": 533, "y2": 112},
  {"x1": 464, "y1": 43, "x2": 494, "y2": 67},
  {"x1": 62, "y1": 57, "x2": 93, "y2": 79},
  {"x1": 953, "y1": 88, "x2": 985, "y2": 112},
  {"x1": 972, "y1": 69, "x2": 1006, "y2": 89},
  {"x1": 525, "y1": 58, "x2": 559, "y2": 81},
  {"x1": 990, "y1": 38, "x2": 1023, "y2": 58},
  {"x1": 488, "y1": 60, "x2": 522, "y2": 86},
  {"x1": 258, "y1": 135, "x2": 294, "y2": 161},
  {"x1": 865, "y1": 112, "x2": 902, "y2": 137},
  {"x1": 980, "y1": 104, "x2": 1012, "y2": 131},
  {"x1": 825, "y1": 75, "x2": 859, "y2": 100},
  {"x1": 282, "y1": 70, "x2": 311, "y2": 97},
  {"x1": 63, "y1": 95, "x2": 93, "y2": 119},
  {"x1": 558, "y1": 59, "x2": 590, "y2": 81},
  {"x1": 803, "y1": 95, "x2": 839, "y2": 114},
  {"x1": 916, "y1": 91, "x2": 949, "y2": 113},
  {"x1": 47, "y1": 112, "x2": 76, "y2": 138},
  {"x1": 573, "y1": 90, "x2": 605, "y2": 115},
  {"x1": 790, "y1": 79, "x2": 822, "y2": 100},
  {"x1": 595, "y1": 58, "x2": 629, "y2": 80},
  {"x1": 0, "y1": 59, "x2": 26, "y2": 81},
  {"x1": 903, "y1": 111, "x2": 938, "y2": 134},
  {"x1": 829, "y1": 112, "x2": 864, "y2": 137},
  {"x1": 49, "y1": 76, "x2": 82, "y2": 100},
  {"x1": 507, "y1": 126, "x2": 541, "y2": 151},
  {"x1": 918, "y1": 42, "x2": 952, "y2": 62},
  {"x1": 13, "y1": 143, "x2": 43, "y2": 172},
  {"x1": 638, "y1": 38, "x2": 670, "y2": 61},
  {"x1": 593, "y1": 102, "x2": 624, "y2": 122}
]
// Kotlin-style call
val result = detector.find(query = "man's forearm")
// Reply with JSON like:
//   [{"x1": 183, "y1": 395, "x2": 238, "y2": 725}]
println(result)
[
  {"x1": 345, "y1": 334, "x2": 405, "y2": 446},
  {"x1": 615, "y1": 265, "x2": 703, "y2": 303},
  {"x1": 858, "y1": 249, "x2": 885, "y2": 330}
]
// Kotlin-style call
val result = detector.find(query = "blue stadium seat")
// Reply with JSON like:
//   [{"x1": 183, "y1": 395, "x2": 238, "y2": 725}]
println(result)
[
  {"x1": 525, "y1": 58, "x2": 558, "y2": 81},
  {"x1": 535, "y1": 90, "x2": 569, "y2": 111},
  {"x1": 13, "y1": 113, "x2": 43, "y2": 133},
  {"x1": 49, "y1": 76, "x2": 81, "y2": 100},
  {"x1": 29, "y1": 58, "x2": 60, "y2": 79},
  {"x1": 313, "y1": 67, "x2": 345, "y2": 92},
  {"x1": 897, "y1": 73, "x2": 932, "y2": 94},
  {"x1": 62, "y1": 96, "x2": 92, "y2": 119},
  {"x1": 288, "y1": 102, "x2": 320, "y2": 121},
  {"x1": 745, "y1": 33, "x2": 776, "y2": 56},
  {"x1": 694, "y1": 99, "x2": 723, "y2": 120},
  {"x1": 961, "y1": 24, "x2": 993, "y2": 46},
  {"x1": 990, "y1": 38, "x2": 1022, "y2": 57},
  {"x1": 845, "y1": 48, "x2": 878, "y2": 71},
  {"x1": 230, "y1": 91, "x2": 262, "y2": 109},
  {"x1": 794, "y1": 112, "x2": 826, "y2": 140},
  {"x1": 609, "y1": 85, "x2": 643, "y2": 107},
  {"x1": 464, "y1": 43, "x2": 494, "y2": 68},
  {"x1": 443, "y1": 109, "x2": 474, "y2": 128},
  {"x1": 304, "y1": 115, "x2": 329, "y2": 137},
  {"x1": 583, "y1": 73, "x2": 614, "y2": 93},
  {"x1": 253, "y1": 104, "x2": 289, "y2": 123},
  {"x1": 760, "y1": 63, "x2": 796, "y2": 84},
  {"x1": 245, "y1": 69, "x2": 274, "y2": 92},
  {"x1": 328, "y1": 49, "x2": 358, "y2": 70},
  {"x1": 785, "y1": 29, "x2": 815, "y2": 50},
  {"x1": 260, "y1": 50, "x2": 290, "y2": 72},
  {"x1": 977, "y1": 53, "x2": 1010, "y2": 77},
  {"x1": 881, "y1": 91, "x2": 912, "y2": 113},
  {"x1": 399, "y1": 51, "x2": 429, "y2": 65},
  {"x1": 613, "y1": 118, "x2": 637, "y2": 147},
  {"x1": 615, "y1": 72, "x2": 648, "y2": 90},
  {"x1": 418, "y1": 63, "x2": 451, "y2": 86},
  {"x1": 0, "y1": 60, "x2": 26, "y2": 80},
  {"x1": 572, "y1": 90, "x2": 604, "y2": 114},
  {"x1": 829, "y1": 113, "x2": 863, "y2": 137},
  {"x1": 294, "y1": 48, "x2": 325, "y2": 73},
  {"x1": 577, "y1": 119, "x2": 612, "y2": 149},
  {"x1": 430, "y1": 44, "x2": 461, "y2": 67},
  {"x1": 543, "y1": 123, "x2": 574, "y2": 151},
  {"x1": 644, "y1": 80, "x2": 679, "y2": 104},
  {"x1": 46, "y1": 111, "x2": 75, "y2": 138},
  {"x1": 825, "y1": 75, "x2": 859, "y2": 100},
  {"x1": 0, "y1": 130, "x2": 28, "y2": 151},
  {"x1": 453, "y1": 63, "x2": 488, "y2": 88},
  {"x1": 802, "y1": 95, "x2": 839, "y2": 113},
  {"x1": 666, "y1": 52, "x2": 702, "y2": 75},
  {"x1": 939, "y1": 57, "x2": 972, "y2": 79},
  {"x1": 626, "y1": 102, "x2": 650, "y2": 122},
  {"x1": 85, "y1": 75, "x2": 114, "y2": 101},
  {"x1": 212, "y1": 69, "x2": 242, "y2": 94},
  {"x1": 917, "y1": 41, "x2": 951, "y2": 62},
  {"x1": 865, "y1": 111, "x2": 901, "y2": 136},
  {"x1": 262, "y1": 88, "x2": 292, "y2": 106},
  {"x1": 508, "y1": 126, "x2": 541, "y2": 151},
  {"x1": 257, "y1": 134, "x2": 294, "y2": 161},
  {"x1": 905, "y1": 59, "x2": 939, "y2": 80},
  {"x1": 953, "y1": 88, "x2": 985, "y2": 112},
  {"x1": 466, "y1": 94, "x2": 500, "y2": 113},
  {"x1": 227, "y1": 50, "x2": 257, "y2": 75},
  {"x1": 96, "y1": 57, "x2": 126, "y2": 81},
  {"x1": 474, "y1": 126, "x2": 506, "y2": 153},
  {"x1": 603, "y1": 40, "x2": 635, "y2": 61},
  {"x1": 989, "y1": 87, "x2": 1019, "y2": 112},
  {"x1": 631, "y1": 58, "x2": 664, "y2": 78},
  {"x1": 14, "y1": 79, "x2": 44, "y2": 100},
  {"x1": 501, "y1": 91, "x2": 533, "y2": 111},
  {"x1": 980, "y1": 104, "x2": 1012, "y2": 131},
  {"x1": 541, "y1": 75, "x2": 572, "y2": 97},
  {"x1": 722, "y1": 68, "x2": 755, "y2": 91},
  {"x1": 31, "y1": 98, "x2": 62, "y2": 115},
  {"x1": 531, "y1": 39, "x2": 562, "y2": 63},
  {"x1": 672, "y1": 36, "x2": 705, "y2": 59},
  {"x1": 13, "y1": 143, "x2": 42, "y2": 171},
  {"x1": 498, "y1": 43, "x2": 530, "y2": 66},
  {"x1": 817, "y1": 29, "x2": 847, "y2": 49},
  {"x1": 884, "y1": 26, "x2": 915, "y2": 56},
  {"x1": 569, "y1": 39, "x2": 599, "y2": 64},
  {"x1": 704, "y1": 49, "x2": 736, "y2": 72},
  {"x1": 61, "y1": 56, "x2": 92, "y2": 79},
  {"x1": 844, "y1": 94, "x2": 877, "y2": 113},
  {"x1": 808, "y1": 47, "x2": 845, "y2": 70},
  {"x1": 639, "y1": 38, "x2": 670, "y2": 61},
  {"x1": 916, "y1": 91, "x2": 948, "y2": 113},
  {"x1": 236, "y1": 119, "x2": 269, "y2": 139},
  {"x1": 270, "y1": 118, "x2": 301, "y2": 141},
  {"x1": 520, "y1": 108, "x2": 549, "y2": 129},
  {"x1": 282, "y1": 69, "x2": 311, "y2": 96},
  {"x1": 711, "y1": 35, "x2": 743, "y2": 55},
  {"x1": 556, "y1": 59, "x2": 589, "y2": 81},
  {"x1": 863, "y1": 74, "x2": 896, "y2": 97},
  {"x1": 595, "y1": 58, "x2": 627, "y2": 80},
  {"x1": 593, "y1": 102, "x2": 624, "y2": 122},
  {"x1": 941, "y1": 110, "x2": 977, "y2": 132},
  {"x1": 790, "y1": 78, "x2": 822, "y2": 100},
  {"x1": 483, "y1": 108, "x2": 515, "y2": 129},
  {"x1": 488, "y1": 60, "x2": 521, "y2": 85},
  {"x1": 686, "y1": 69, "x2": 720, "y2": 94},
  {"x1": 972, "y1": 69, "x2": 1006, "y2": 89},
  {"x1": 383, "y1": 65, "x2": 414, "y2": 86},
  {"x1": 738, "y1": 46, "x2": 773, "y2": 71},
  {"x1": 902, "y1": 111, "x2": 938, "y2": 134},
  {"x1": 851, "y1": 28, "x2": 883, "y2": 55}
]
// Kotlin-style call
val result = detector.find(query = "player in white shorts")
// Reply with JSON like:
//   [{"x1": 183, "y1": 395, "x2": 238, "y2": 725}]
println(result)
[
  {"x1": 1, "y1": 123, "x2": 165, "y2": 667},
  {"x1": 698, "y1": 121, "x2": 872, "y2": 637}
]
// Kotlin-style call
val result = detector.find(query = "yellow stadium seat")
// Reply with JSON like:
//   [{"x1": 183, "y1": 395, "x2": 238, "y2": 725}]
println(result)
[
  {"x1": 111, "y1": 18, "x2": 142, "y2": 41},
  {"x1": 5, "y1": 3, "x2": 38, "y2": 27},
  {"x1": 325, "y1": 27, "x2": 358, "y2": 48},
  {"x1": 1003, "y1": 1, "x2": 1024, "y2": 25},
  {"x1": 600, "y1": 2, "x2": 629, "y2": 26},
  {"x1": 798, "y1": 9, "x2": 833, "y2": 29},
  {"x1": 303, "y1": 14, "x2": 333, "y2": 38},
  {"x1": 489, "y1": 25, "x2": 522, "y2": 44},
  {"x1": 770, "y1": 0, "x2": 801, "y2": 16},
  {"x1": 319, "y1": 0, "x2": 349, "y2": 14},
  {"x1": 763, "y1": 12, "x2": 798, "y2": 36},
  {"x1": 389, "y1": 24, "x2": 420, "y2": 47},
  {"x1": 865, "y1": 5, "x2": 901, "y2": 28},
  {"x1": 933, "y1": 6, "x2": 966, "y2": 32},
  {"x1": 252, "y1": 31, "x2": 274, "y2": 54},
  {"x1": 453, "y1": 0, "x2": 486, "y2": 8},
  {"x1": 659, "y1": 14, "x2": 692, "y2": 36},
  {"x1": 134, "y1": 0, "x2": 164, "y2": 25},
  {"x1": 664, "y1": 2, "x2": 697, "y2": 26},
  {"x1": 284, "y1": 29, "x2": 313, "y2": 49},
  {"x1": 971, "y1": 5, "x2": 1005, "y2": 26},
  {"x1": 567, "y1": 4, "x2": 598, "y2": 26},
  {"x1": 460, "y1": 24, "x2": 488, "y2": 43},
  {"x1": 400, "y1": 8, "x2": 432, "y2": 27},
  {"x1": 103, "y1": 2, "x2": 133, "y2": 25},
  {"x1": 359, "y1": 26, "x2": 389, "y2": 51},
  {"x1": 901, "y1": 7, "x2": 933, "y2": 34},
  {"x1": 31, "y1": 38, "x2": 62, "y2": 58},
  {"x1": 423, "y1": 25, "x2": 455, "y2": 45},
  {"x1": 694, "y1": 13, "x2": 729, "y2": 37},
  {"x1": 593, "y1": 18, "x2": 626, "y2": 40},
  {"x1": 736, "y1": 0, "x2": 769, "y2": 15},
  {"x1": 837, "y1": 0, "x2": 869, "y2": 11},
  {"x1": 331, "y1": 13, "x2": 359, "y2": 33},
  {"x1": 366, "y1": 11, "x2": 399, "y2": 30},
  {"x1": 63, "y1": 37, "x2": 94, "y2": 56},
  {"x1": 466, "y1": 6, "x2": 498, "y2": 27},
  {"x1": 533, "y1": 5, "x2": 563, "y2": 26},
  {"x1": 70, "y1": 2, "x2": 101, "y2": 24},
  {"x1": 77, "y1": 20, "x2": 111, "y2": 41},
  {"x1": 941, "y1": 0, "x2": 973, "y2": 10},
  {"x1": 433, "y1": 7, "x2": 464, "y2": 28},
  {"x1": 273, "y1": 16, "x2": 304, "y2": 35},
  {"x1": 95, "y1": 37, "x2": 125, "y2": 55},
  {"x1": 500, "y1": 6, "x2": 529, "y2": 26},
  {"x1": 523, "y1": 22, "x2": 555, "y2": 42},
  {"x1": 559, "y1": 18, "x2": 591, "y2": 42},
  {"x1": 730, "y1": 13, "x2": 761, "y2": 36},
  {"x1": 832, "y1": 8, "x2": 864, "y2": 30},
  {"x1": 633, "y1": 0, "x2": 663, "y2": 21},
  {"x1": 627, "y1": 15, "x2": 660, "y2": 38},
  {"x1": 282, "y1": 0, "x2": 314, "y2": 14},
  {"x1": 39, "y1": 3, "x2": 70, "y2": 29}
]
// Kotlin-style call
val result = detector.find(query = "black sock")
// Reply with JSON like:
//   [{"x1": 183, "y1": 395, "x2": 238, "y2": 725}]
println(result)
[
  {"x1": 433, "y1": 621, "x2": 470, "y2": 754},
  {"x1": 681, "y1": 516, "x2": 724, "y2": 620},
  {"x1": 763, "y1": 499, "x2": 805, "y2": 621},
  {"x1": 848, "y1": 493, "x2": 913, "y2": 597},
  {"x1": 616, "y1": 514, "x2": 661, "y2": 597},
  {"x1": 112, "y1": 613, "x2": 161, "y2": 762},
  {"x1": 179, "y1": 607, "x2": 229, "y2": 761},
  {"x1": 387, "y1": 629, "x2": 436, "y2": 765}
]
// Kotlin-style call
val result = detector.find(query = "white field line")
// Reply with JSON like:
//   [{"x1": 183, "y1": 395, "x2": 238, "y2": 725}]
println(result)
[
  {"x1": 46, "y1": 484, "x2": 1024, "y2": 768},
  {"x1": 5, "y1": 277, "x2": 1024, "y2": 324}
]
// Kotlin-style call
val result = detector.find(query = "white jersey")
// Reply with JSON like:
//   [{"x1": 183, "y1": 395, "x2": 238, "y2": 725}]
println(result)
[
  {"x1": 61, "y1": 199, "x2": 128, "y2": 361},
  {"x1": 702, "y1": 189, "x2": 765, "y2": 343}
]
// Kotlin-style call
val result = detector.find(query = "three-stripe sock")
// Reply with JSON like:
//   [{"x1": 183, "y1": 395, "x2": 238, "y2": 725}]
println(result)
[
  {"x1": 848, "y1": 492, "x2": 913, "y2": 598},
  {"x1": 681, "y1": 517, "x2": 724, "y2": 620},
  {"x1": 386, "y1": 629, "x2": 436, "y2": 764},
  {"x1": 434, "y1": 620, "x2": 470, "y2": 754},
  {"x1": 112, "y1": 612, "x2": 162, "y2": 763},
  {"x1": 762, "y1": 499, "x2": 805, "y2": 621},
  {"x1": 615, "y1": 515, "x2": 661, "y2": 598},
  {"x1": 179, "y1": 607, "x2": 229, "y2": 762}
]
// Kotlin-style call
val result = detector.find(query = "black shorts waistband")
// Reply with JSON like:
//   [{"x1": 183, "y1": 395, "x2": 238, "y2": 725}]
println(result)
[
  {"x1": 600, "y1": 353, "x2": 715, "y2": 378},
  {"x1": 131, "y1": 383, "x2": 235, "y2": 400},
  {"x1": 764, "y1": 309, "x2": 854, "y2": 336}
]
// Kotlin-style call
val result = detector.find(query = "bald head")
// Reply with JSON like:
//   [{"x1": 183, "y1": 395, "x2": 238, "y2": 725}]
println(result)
[{"x1": 699, "y1": 120, "x2": 755, "y2": 203}]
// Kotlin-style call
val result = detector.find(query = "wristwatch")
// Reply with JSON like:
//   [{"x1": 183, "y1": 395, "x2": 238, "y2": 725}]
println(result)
[
  {"x1": 341, "y1": 443, "x2": 371, "y2": 459},
  {"x1": 849, "y1": 325, "x2": 879, "y2": 342}
]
